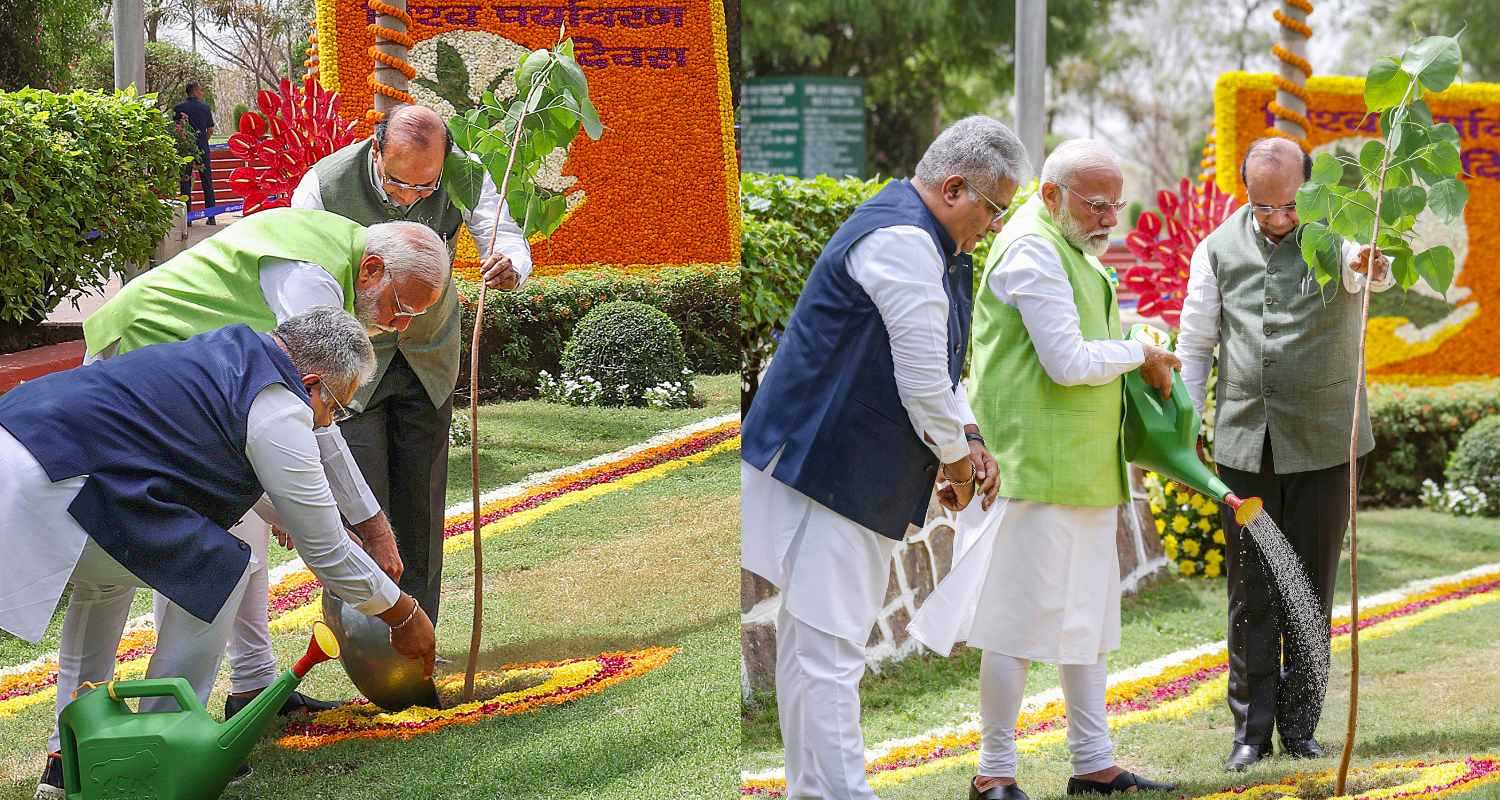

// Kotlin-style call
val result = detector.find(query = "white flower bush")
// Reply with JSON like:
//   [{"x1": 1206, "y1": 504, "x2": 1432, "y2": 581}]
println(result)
[
  {"x1": 1420, "y1": 478, "x2": 1490, "y2": 517},
  {"x1": 449, "y1": 412, "x2": 473, "y2": 448},
  {"x1": 537, "y1": 370, "x2": 606, "y2": 407}
]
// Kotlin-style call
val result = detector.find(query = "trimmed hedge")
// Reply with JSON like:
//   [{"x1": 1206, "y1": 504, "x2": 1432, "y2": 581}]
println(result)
[
  {"x1": 0, "y1": 88, "x2": 180, "y2": 328},
  {"x1": 560, "y1": 301, "x2": 689, "y2": 406},
  {"x1": 1365, "y1": 380, "x2": 1500, "y2": 507},
  {"x1": 457, "y1": 265, "x2": 736, "y2": 400},
  {"x1": 1445, "y1": 415, "x2": 1500, "y2": 516}
]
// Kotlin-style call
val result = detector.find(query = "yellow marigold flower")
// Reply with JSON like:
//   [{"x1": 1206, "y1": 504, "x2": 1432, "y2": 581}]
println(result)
[
  {"x1": 1155, "y1": 518, "x2": 1166, "y2": 534},
  {"x1": 1204, "y1": 562, "x2": 1222, "y2": 578},
  {"x1": 1213, "y1": 529, "x2": 1226, "y2": 545},
  {"x1": 1165, "y1": 544, "x2": 1178, "y2": 560},
  {"x1": 1150, "y1": 500, "x2": 1163, "y2": 515},
  {"x1": 1180, "y1": 559, "x2": 1198, "y2": 576},
  {"x1": 1175, "y1": 491, "x2": 1190, "y2": 505},
  {"x1": 1182, "y1": 539, "x2": 1201, "y2": 557},
  {"x1": 1205, "y1": 547, "x2": 1224, "y2": 563},
  {"x1": 1197, "y1": 518, "x2": 1212, "y2": 532},
  {"x1": 1172, "y1": 514, "x2": 1189, "y2": 534}
]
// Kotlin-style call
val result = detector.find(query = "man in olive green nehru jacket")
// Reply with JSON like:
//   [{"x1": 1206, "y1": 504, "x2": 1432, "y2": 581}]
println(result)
[
  {"x1": 289, "y1": 103, "x2": 532, "y2": 646},
  {"x1": 81, "y1": 206, "x2": 450, "y2": 729},
  {"x1": 1177, "y1": 136, "x2": 1392, "y2": 772},
  {"x1": 914, "y1": 139, "x2": 1179, "y2": 800}
]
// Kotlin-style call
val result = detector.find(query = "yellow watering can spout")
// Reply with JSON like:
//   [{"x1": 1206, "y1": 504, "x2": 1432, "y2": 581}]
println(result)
[{"x1": 1121, "y1": 324, "x2": 1263, "y2": 526}]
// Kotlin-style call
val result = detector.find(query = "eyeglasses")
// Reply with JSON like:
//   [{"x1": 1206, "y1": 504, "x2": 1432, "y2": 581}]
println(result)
[
  {"x1": 375, "y1": 149, "x2": 442, "y2": 194},
  {"x1": 322, "y1": 383, "x2": 354, "y2": 424},
  {"x1": 1249, "y1": 201, "x2": 1298, "y2": 215},
  {"x1": 1057, "y1": 183, "x2": 1128, "y2": 216},
  {"x1": 963, "y1": 178, "x2": 1009, "y2": 226},
  {"x1": 391, "y1": 282, "x2": 426, "y2": 320}
]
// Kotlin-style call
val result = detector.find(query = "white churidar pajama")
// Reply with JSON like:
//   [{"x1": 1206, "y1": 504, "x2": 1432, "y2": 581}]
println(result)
[
  {"x1": 742, "y1": 226, "x2": 973, "y2": 799},
  {"x1": 911, "y1": 234, "x2": 1145, "y2": 780}
]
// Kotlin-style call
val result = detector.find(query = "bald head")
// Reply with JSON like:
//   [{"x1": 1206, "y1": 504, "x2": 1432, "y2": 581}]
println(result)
[
  {"x1": 1241, "y1": 137, "x2": 1311, "y2": 242},
  {"x1": 372, "y1": 104, "x2": 452, "y2": 206}
]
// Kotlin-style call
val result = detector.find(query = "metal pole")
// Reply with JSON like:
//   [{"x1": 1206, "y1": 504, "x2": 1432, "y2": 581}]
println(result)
[
  {"x1": 1015, "y1": 0, "x2": 1047, "y2": 173},
  {"x1": 112, "y1": 0, "x2": 146, "y2": 92}
]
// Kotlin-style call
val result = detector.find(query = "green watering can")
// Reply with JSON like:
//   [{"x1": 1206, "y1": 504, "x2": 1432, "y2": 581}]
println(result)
[
  {"x1": 57, "y1": 621, "x2": 342, "y2": 800},
  {"x1": 1122, "y1": 324, "x2": 1263, "y2": 527}
]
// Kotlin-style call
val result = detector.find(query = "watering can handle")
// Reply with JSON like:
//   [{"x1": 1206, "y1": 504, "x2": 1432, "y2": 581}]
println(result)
[{"x1": 103, "y1": 678, "x2": 200, "y2": 713}]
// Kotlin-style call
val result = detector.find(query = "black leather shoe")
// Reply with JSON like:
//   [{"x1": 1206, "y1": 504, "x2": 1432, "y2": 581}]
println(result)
[
  {"x1": 970, "y1": 777, "x2": 1031, "y2": 800},
  {"x1": 224, "y1": 689, "x2": 342, "y2": 720},
  {"x1": 34, "y1": 751, "x2": 63, "y2": 799},
  {"x1": 1224, "y1": 742, "x2": 1273, "y2": 772},
  {"x1": 1281, "y1": 737, "x2": 1326, "y2": 759},
  {"x1": 1066, "y1": 770, "x2": 1176, "y2": 795}
]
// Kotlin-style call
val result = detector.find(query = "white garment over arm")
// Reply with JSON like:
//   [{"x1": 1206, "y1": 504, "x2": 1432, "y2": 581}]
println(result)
[
  {"x1": 290, "y1": 158, "x2": 534, "y2": 283},
  {"x1": 245, "y1": 384, "x2": 400, "y2": 615},
  {"x1": 844, "y1": 225, "x2": 971, "y2": 464},
  {"x1": 988, "y1": 236, "x2": 1145, "y2": 387},
  {"x1": 258, "y1": 258, "x2": 381, "y2": 523},
  {"x1": 1177, "y1": 228, "x2": 1395, "y2": 416}
]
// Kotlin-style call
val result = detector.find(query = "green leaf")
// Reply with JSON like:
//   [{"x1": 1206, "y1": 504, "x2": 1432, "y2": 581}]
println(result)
[
  {"x1": 1430, "y1": 122, "x2": 1461, "y2": 150},
  {"x1": 443, "y1": 153, "x2": 485, "y2": 214},
  {"x1": 1359, "y1": 139, "x2": 1386, "y2": 180},
  {"x1": 1390, "y1": 248, "x2": 1418, "y2": 288},
  {"x1": 554, "y1": 54, "x2": 589, "y2": 95},
  {"x1": 1402, "y1": 35, "x2": 1462, "y2": 93},
  {"x1": 558, "y1": 38, "x2": 575, "y2": 59},
  {"x1": 1406, "y1": 98, "x2": 1434, "y2": 127},
  {"x1": 1311, "y1": 152, "x2": 1343, "y2": 185},
  {"x1": 447, "y1": 114, "x2": 478, "y2": 153},
  {"x1": 578, "y1": 93, "x2": 603, "y2": 140},
  {"x1": 516, "y1": 49, "x2": 551, "y2": 93},
  {"x1": 1415, "y1": 245, "x2": 1456, "y2": 294},
  {"x1": 1299, "y1": 222, "x2": 1339, "y2": 287},
  {"x1": 1296, "y1": 181, "x2": 1331, "y2": 222},
  {"x1": 1423, "y1": 141, "x2": 1463, "y2": 176},
  {"x1": 1365, "y1": 57, "x2": 1413, "y2": 111},
  {"x1": 1392, "y1": 184, "x2": 1427, "y2": 218},
  {"x1": 1427, "y1": 178, "x2": 1468, "y2": 223},
  {"x1": 542, "y1": 194, "x2": 568, "y2": 235},
  {"x1": 1330, "y1": 190, "x2": 1377, "y2": 242}
]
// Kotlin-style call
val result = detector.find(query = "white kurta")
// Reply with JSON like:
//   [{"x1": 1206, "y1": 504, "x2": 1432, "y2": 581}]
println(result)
[
  {"x1": 911, "y1": 233, "x2": 1140, "y2": 664},
  {"x1": 741, "y1": 225, "x2": 975, "y2": 642}
]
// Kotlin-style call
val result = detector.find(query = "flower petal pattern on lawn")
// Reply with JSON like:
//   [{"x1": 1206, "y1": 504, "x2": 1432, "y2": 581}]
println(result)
[
  {"x1": 277, "y1": 647, "x2": 678, "y2": 749},
  {"x1": 1187, "y1": 757, "x2": 1500, "y2": 800},
  {"x1": 738, "y1": 568, "x2": 1500, "y2": 797}
]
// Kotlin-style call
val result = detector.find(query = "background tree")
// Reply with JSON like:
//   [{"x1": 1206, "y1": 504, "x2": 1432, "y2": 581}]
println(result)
[
  {"x1": 190, "y1": 0, "x2": 312, "y2": 88},
  {"x1": 0, "y1": 0, "x2": 111, "y2": 91},
  {"x1": 78, "y1": 41, "x2": 217, "y2": 111},
  {"x1": 742, "y1": 0, "x2": 1111, "y2": 177},
  {"x1": 1339, "y1": 0, "x2": 1498, "y2": 80}
]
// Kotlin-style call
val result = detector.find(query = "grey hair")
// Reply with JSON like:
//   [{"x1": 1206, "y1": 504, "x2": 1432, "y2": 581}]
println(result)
[
  {"x1": 1040, "y1": 139, "x2": 1120, "y2": 187},
  {"x1": 274, "y1": 306, "x2": 377, "y2": 396},
  {"x1": 365, "y1": 221, "x2": 450, "y2": 290},
  {"x1": 913, "y1": 115, "x2": 1029, "y2": 192}
]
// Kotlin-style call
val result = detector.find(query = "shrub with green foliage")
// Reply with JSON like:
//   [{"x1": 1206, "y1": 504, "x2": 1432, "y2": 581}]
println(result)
[
  {"x1": 1364, "y1": 380, "x2": 1500, "y2": 506},
  {"x1": 557, "y1": 301, "x2": 689, "y2": 407},
  {"x1": 457, "y1": 266, "x2": 735, "y2": 400},
  {"x1": 0, "y1": 87, "x2": 180, "y2": 330},
  {"x1": 1443, "y1": 414, "x2": 1500, "y2": 516}
]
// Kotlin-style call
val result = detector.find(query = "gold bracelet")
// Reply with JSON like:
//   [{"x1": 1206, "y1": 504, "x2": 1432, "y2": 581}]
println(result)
[{"x1": 391, "y1": 597, "x2": 421, "y2": 631}]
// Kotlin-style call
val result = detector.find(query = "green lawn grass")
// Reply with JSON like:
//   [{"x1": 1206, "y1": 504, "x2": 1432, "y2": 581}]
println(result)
[
  {"x1": 742, "y1": 510, "x2": 1500, "y2": 779},
  {"x1": 0, "y1": 377, "x2": 740, "y2": 799}
]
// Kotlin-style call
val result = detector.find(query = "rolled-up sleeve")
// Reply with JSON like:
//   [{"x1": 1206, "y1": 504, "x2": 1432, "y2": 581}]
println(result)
[
  {"x1": 245, "y1": 385, "x2": 400, "y2": 615},
  {"x1": 845, "y1": 226, "x2": 970, "y2": 464}
]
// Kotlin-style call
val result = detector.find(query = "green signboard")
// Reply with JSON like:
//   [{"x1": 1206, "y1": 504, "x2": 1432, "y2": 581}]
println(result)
[{"x1": 742, "y1": 76, "x2": 866, "y2": 178}]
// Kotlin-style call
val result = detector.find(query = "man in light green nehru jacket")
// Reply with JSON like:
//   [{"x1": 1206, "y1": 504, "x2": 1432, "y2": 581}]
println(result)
[
  {"x1": 913, "y1": 139, "x2": 1178, "y2": 800},
  {"x1": 82, "y1": 207, "x2": 450, "y2": 732}
]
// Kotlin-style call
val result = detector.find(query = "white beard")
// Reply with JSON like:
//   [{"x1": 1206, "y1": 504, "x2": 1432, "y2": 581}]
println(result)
[{"x1": 1057, "y1": 207, "x2": 1111, "y2": 258}]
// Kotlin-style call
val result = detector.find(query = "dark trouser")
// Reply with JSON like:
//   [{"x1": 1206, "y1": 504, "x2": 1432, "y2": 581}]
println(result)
[
  {"x1": 180, "y1": 146, "x2": 215, "y2": 219},
  {"x1": 1218, "y1": 433, "x2": 1364, "y2": 747},
  {"x1": 338, "y1": 353, "x2": 452, "y2": 628}
]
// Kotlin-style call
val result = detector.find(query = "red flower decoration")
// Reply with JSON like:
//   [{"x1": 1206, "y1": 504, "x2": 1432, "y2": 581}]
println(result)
[
  {"x1": 1122, "y1": 179, "x2": 1241, "y2": 328},
  {"x1": 227, "y1": 77, "x2": 358, "y2": 214}
]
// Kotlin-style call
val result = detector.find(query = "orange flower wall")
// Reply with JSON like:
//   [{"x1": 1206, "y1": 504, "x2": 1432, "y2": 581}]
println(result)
[
  {"x1": 312, "y1": 0, "x2": 738, "y2": 276},
  {"x1": 1213, "y1": 72, "x2": 1499, "y2": 385}
]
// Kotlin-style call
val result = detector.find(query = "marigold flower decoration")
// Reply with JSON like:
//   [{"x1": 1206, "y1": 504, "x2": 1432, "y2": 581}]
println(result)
[
  {"x1": 1145, "y1": 471, "x2": 1226, "y2": 578},
  {"x1": 1122, "y1": 178, "x2": 1241, "y2": 328},
  {"x1": 226, "y1": 77, "x2": 359, "y2": 214}
]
